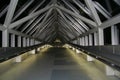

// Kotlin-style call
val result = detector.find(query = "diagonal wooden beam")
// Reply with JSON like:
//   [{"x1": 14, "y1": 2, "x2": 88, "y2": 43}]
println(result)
[
  {"x1": 0, "y1": 6, "x2": 8, "y2": 18},
  {"x1": 55, "y1": 5, "x2": 97, "y2": 27},
  {"x1": 99, "y1": 13, "x2": 120, "y2": 29},
  {"x1": 4, "y1": 0, "x2": 19, "y2": 27},
  {"x1": 12, "y1": 0, "x2": 34, "y2": 21},
  {"x1": 9, "y1": 5, "x2": 53, "y2": 29},
  {"x1": 85, "y1": 0, "x2": 101, "y2": 25},
  {"x1": 33, "y1": 8, "x2": 53, "y2": 37}
]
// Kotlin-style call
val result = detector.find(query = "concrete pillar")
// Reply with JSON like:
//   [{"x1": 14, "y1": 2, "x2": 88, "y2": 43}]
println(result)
[
  {"x1": 85, "y1": 36, "x2": 88, "y2": 46},
  {"x1": 31, "y1": 39, "x2": 35, "y2": 46},
  {"x1": 15, "y1": 36, "x2": 22, "y2": 62},
  {"x1": 82, "y1": 37, "x2": 85, "y2": 46},
  {"x1": 29, "y1": 39, "x2": 32, "y2": 46},
  {"x1": 80, "y1": 38, "x2": 82, "y2": 46},
  {"x1": 87, "y1": 34, "x2": 94, "y2": 61},
  {"x1": 35, "y1": 40, "x2": 37, "y2": 45},
  {"x1": 15, "y1": 56, "x2": 22, "y2": 62},
  {"x1": 87, "y1": 55, "x2": 94, "y2": 61},
  {"x1": 111, "y1": 26, "x2": 119, "y2": 45},
  {"x1": 23, "y1": 37, "x2": 26, "y2": 47},
  {"x1": 18, "y1": 36, "x2": 21, "y2": 47},
  {"x1": 106, "y1": 66, "x2": 115, "y2": 76},
  {"x1": 11, "y1": 34, "x2": 15, "y2": 47},
  {"x1": 98, "y1": 28, "x2": 104, "y2": 45},
  {"x1": 77, "y1": 38, "x2": 80, "y2": 45},
  {"x1": 2, "y1": 30, "x2": 9, "y2": 47},
  {"x1": 80, "y1": 38, "x2": 82, "y2": 45},
  {"x1": 94, "y1": 32, "x2": 98, "y2": 45},
  {"x1": 76, "y1": 49, "x2": 81, "y2": 54},
  {"x1": 30, "y1": 49, "x2": 36, "y2": 54},
  {"x1": 72, "y1": 47, "x2": 75, "y2": 51},
  {"x1": 27, "y1": 38, "x2": 30, "y2": 47},
  {"x1": 98, "y1": 28, "x2": 115, "y2": 76},
  {"x1": 37, "y1": 47, "x2": 40, "y2": 51},
  {"x1": 111, "y1": 26, "x2": 120, "y2": 76},
  {"x1": 89, "y1": 34, "x2": 93, "y2": 46}
]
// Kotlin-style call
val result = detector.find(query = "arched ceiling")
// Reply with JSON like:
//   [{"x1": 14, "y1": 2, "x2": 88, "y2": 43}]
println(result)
[{"x1": 0, "y1": 0, "x2": 120, "y2": 43}]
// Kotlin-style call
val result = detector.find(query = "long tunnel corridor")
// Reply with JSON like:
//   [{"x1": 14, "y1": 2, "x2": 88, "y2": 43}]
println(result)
[
  {"x1": 0, "y1": 0, "x2": 120, "y2": 80},
  {"x1": 0, "y1": 47, "x2": 119, "y2": 80}
]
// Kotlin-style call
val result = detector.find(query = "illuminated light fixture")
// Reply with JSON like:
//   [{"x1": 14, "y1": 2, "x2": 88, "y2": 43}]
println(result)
[
  {"x1": 30, "y1": 49, "x2": 36, "y2": 54},
  {"x1": 111, "y1": 64, "x2": 115, "y2": 66}
]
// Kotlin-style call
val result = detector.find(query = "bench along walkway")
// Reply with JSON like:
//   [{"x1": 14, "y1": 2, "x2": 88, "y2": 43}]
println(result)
[{"x1": 0, "y1": 47, "x2": 119, "y2": 80}]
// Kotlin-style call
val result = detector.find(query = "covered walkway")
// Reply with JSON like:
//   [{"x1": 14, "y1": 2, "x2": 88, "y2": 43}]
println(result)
[
  {"x1": 0, "y1": 47, "x2": 119, "y2": 80},
  {"x1": 0, "y1": 0, "x2": 120, "y2": 80}
]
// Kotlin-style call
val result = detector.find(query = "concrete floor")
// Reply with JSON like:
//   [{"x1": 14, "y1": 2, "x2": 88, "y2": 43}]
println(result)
[{"x1": 0, "y1": 47, "x2": 119, "y2": 80}]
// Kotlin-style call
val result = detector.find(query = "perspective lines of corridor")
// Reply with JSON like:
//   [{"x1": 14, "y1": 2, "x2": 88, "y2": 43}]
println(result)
[{"x1": 0, "y1": 47, "x2": 119, "y2": 80}]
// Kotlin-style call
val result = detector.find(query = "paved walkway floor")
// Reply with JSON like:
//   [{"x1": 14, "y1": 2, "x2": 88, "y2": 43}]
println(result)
[{"x1": 0, "y1": 47, "x2": 119, "y2": 80}]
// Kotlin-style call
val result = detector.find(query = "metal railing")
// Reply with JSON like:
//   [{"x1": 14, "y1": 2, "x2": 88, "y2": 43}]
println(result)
[
  {"x1": 0, "y1": 43, "x2": 45, "y2": 63},
  {"x1": 69, "y1": 43, "x2": 120, "y2": 71}
]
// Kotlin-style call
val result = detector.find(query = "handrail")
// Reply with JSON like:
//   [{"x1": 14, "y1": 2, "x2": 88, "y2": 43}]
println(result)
[
  {"x1": 0, "y1": 43, "x2": 45, "y2": 63},
  {"x1": 69, "y1": 43, "x2": 120, "y2": 71}
]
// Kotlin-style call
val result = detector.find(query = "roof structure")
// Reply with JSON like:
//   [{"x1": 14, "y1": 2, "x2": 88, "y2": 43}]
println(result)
[{"x1": 0, "y1": 0, "x2": 120, "y2": 46}]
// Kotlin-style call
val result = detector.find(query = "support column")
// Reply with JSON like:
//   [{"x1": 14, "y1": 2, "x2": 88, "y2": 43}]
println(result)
[
  {"x1": 30, "y1": 39, "x2": 32, "y2": 46},
  {"x1": 23, "y1": 37, "x2": 26, "y2": 47},
  {"x1": 29, "y1": 39, "x2": 37, "y2": 54},
  {"x1": 106, "y1": 65, "x2": 115, "y2": 76},
  {"x1": 82, "y1": 37, "x2": 85, "y2": 46},
  {"x1": 87, "y1": 34, "x2": 94, "y2": 61},
  {"x1": 80, "y1": 38, "x2": 82, "y2": 45},
  {"x1": 111, "y1": 26, "x2": 119, "y2": 45},
  {"x1": 32, "y1": 39, "x2": 35, "y2": 46},
  {"x1": 85, "y1": 36, "x2": 89, "y2": 46},
  {"x1": 15, "y1": 56, "x2": 22, "y2": 62},
  {"x1": 27, "y1": 38, "x2": 30, "y2": 47},
  {"x1": 87, "y1": 55, "x2": 95, "y2": 61},
  {"x1": 76, "y1": 49, "x2": 81, "y2": 54},
  {"x1": 74, "y1": 40, "x2": 77, "y2": 44},
  {"x1": 35, "y1": 40, "x2": 37, "y2": 45},
  {"x1": 37, "y1": 47, "x2": 40, "y2": 52},
  {"x1": 98, "y1": 28, "x2": 114, "y2": 76},
  {"x1": 2, "y1": 0, "x2": 18, "y2": 47},
  {"x1": 30, "y1": 49, "x2": 36, "y2": 54},
  {"x1": 89, "y1": 34, "x2": 93, "y2": 46},
  {"x1": 72, "y1": 47, "x2": 75, "y2": 51},
  {"x1": 108, "y1": 26, "x2": 120, "y2": 76},
  {"x1": 75, "y1": 38, "x2": 81, "y2": 53},
  {"x1": 11, "y1": 34, "x2": 15, "y2": 47},
  {"x1": 15, "y1": 36, "x2": 22, "y2": 62},
  {"x1": 94, "y1": 32, "x2": 98, "y2": 45},
  {"x1": 98, "y1": 28, "x2": 104, "y2": 45},
  {"x1": 18, "y1": 36, "x2": 22, "y2": 47},
  {"x1": 80, "y1": 38, "x2": 82, "y2": 46},
  {"x1": 77, "y1": 38, "x2": 80, "y2": 45},
  {"x1": 2, "y1": 30, "x2": 9, "y2": 47}
]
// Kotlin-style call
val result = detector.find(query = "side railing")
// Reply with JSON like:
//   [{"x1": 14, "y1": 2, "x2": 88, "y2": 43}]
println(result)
[
  {"x1": 0, "y1": 43, "x2": 45, "y2": 63},
  {"x1": 69, "y1": 43, "x2": 120, "y2": 71}
]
